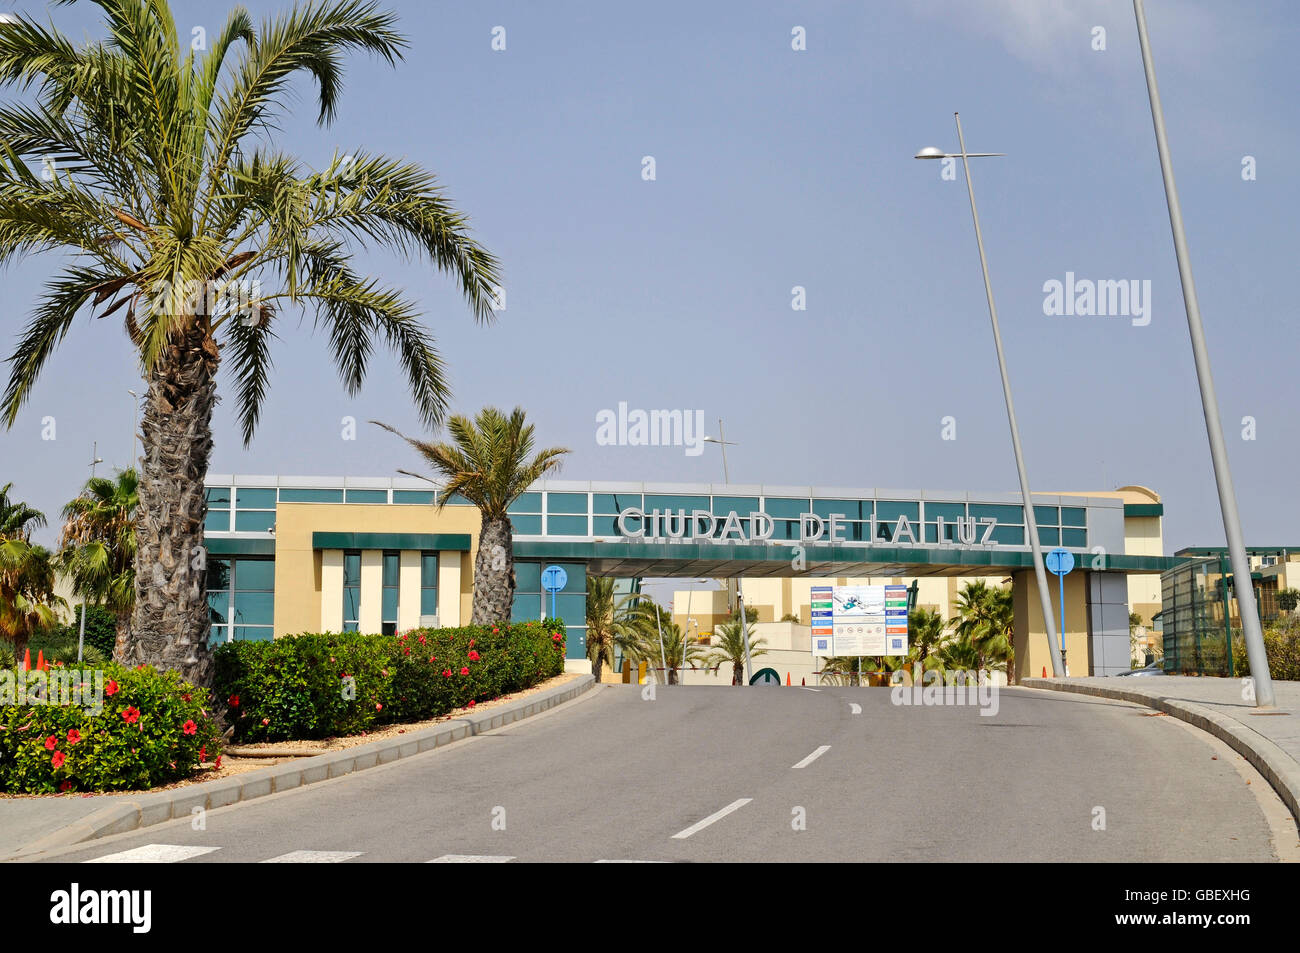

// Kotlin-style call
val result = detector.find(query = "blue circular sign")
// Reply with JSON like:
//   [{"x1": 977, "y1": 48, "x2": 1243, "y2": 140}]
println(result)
[
  {"x1": 541, "y1": 565, "x2": 568, "y2": 592},
  {"x1": 1045, "y1": 548, "x2": 1075, "y2": 576}
]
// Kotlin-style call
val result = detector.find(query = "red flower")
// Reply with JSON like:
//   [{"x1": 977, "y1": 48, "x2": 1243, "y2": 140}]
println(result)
[
  {"x1": 262, "y1": 717, "x2": 270, "y2": 726},
  {"x1": 59, "y1": 780, "x2": 73, "y2": 792},
  {"x1": 122, "y1": 707, "x2": 140, "y2": 724},
  {"x1": 105, "y1": 680, "x2": 118, "y2": 697},
  {"x1": 468, "y1": 650, "x2": 480, "y2": 661},
  {"x1": 182, "y1": 720, "x2": 197, "y2": 736},
  {"x1": 469, "y1": 639, "x2": 476, "y2": 648},
  {"x1": 214, "y1": 755, "x2": 222, "y2": 768},
  {"x1": 552, "y1": 633, "x2": 562, "y2": 642},
  {"x1": 442, "y1": 669, "x2": 452, "y2": 678},
  {"x1": 199, "y1": 745, "x2": 207, "y2": 762},
  {"x1": 228, "y1": 694, "x2": 239, "y2": 707},
  {"x1": 428, "y1": 656, "x2": 436, "y2": 664},
  {"x1": 66, "y1": 729, "x2": 81, "y2": 745},
  {"x1": 467, "y1": 700, "x2": 476, "y2": 708},
  {"x1": 182, "y1": 693, "x2": 192, "y2": 702},
  {"x1": 44, "y1": 735, "x2": 57, "y2": 750},
  {"x1": 375, "y1": 703, "x2": 383, "y2": 711},
  {"x1": 418, "y1": 635, "x2": 426, "y2": 645},
  {"x1": 51, "y1": 751, "x2": 65, "y2": 769},
  {"x1": 459, "y1": 667, "x2": 469, "y2": 676},
  {"x1": 492, "y1": 627, "x2": 499, "y2": 634}
]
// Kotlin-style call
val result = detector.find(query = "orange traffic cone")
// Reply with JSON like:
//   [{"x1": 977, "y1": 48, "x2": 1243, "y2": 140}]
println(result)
[
  {"x1": 21, "y1": 648, "x2": 30, "y2": 671},
  {"x1": 1042, "y1": 666, "x2": 1047, "y2": 678},
  {"x1": 36, "y1": 650, "x2": 45, "y2": 672},
  {"x1": 801, "y1": 677, "x2": 806, "y2": 686},
  {"x1": 786, "y1": 672, "x2": 791, "y2": 686}
]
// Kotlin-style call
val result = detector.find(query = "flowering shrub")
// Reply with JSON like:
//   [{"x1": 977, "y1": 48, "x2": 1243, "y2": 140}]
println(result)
[
  {"x1": 213, "y1": 619, "x2": 567, "y2": 743},
  {"x1": 0, "y1": 663, "x2": 222, "y2": 794}
]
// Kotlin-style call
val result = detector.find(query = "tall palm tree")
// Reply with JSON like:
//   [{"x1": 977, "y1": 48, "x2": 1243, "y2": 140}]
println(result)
[
  {"x1": 58, "y1": 468, "x2": 139, "y2": 658},
  {"x1": 707, "y1": 619, "x2": 768, "y2": 685},
  {"x1": 0, "y1": 1, "x2": 501, "y2": 686},
  {"x1": 906, "y1": 606, "x2": 948, "y2": 675},
  {"x1": 0, "y1": 486, "x2": 65, "y2": 661},
  {"x1": 372, "y1": 407, "x2": 568, "y2": 624},
  {"x1": 0, "y1": 482, "x2": 46, "y2": 540},
  {"x1": 585, "y1": 576, "x2": 655, "y2": 682},
  {"x1": 953, "y1": 580, "x2": 1015, "y2": 682},
  {"x1": 657, "y1": 619, "x2": 705, "y2": 685}
]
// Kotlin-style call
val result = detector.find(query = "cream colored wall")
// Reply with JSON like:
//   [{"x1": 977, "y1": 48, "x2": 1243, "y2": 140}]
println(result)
[
  {"x1": 1012, "y1": 568, "x2": 1092, "y2": 679},
  {"x1": 271, "y1": 502, "x2": 483, "y2": 638}
]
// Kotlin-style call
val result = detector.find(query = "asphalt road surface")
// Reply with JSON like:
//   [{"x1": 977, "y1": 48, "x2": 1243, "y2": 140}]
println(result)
[{"x1": 28, "y1": 684, "x2": 1286, "y2": 863}]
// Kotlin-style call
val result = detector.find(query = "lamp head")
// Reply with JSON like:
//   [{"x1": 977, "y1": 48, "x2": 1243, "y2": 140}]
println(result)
[{"x1": 914, "y1": 146, "x2": 946, "y2": 160}]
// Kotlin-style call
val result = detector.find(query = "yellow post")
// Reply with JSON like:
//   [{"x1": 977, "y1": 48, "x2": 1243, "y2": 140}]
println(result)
[
  {"x1": 621, "y1": 659, "x2": 630, "y2": 684},
  {"x1": 638, "y1": 660, "x2": 647, "y2": 684}
]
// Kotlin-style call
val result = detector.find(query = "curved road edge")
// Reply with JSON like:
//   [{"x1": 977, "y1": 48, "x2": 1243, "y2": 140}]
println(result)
[
  {"x1": 1, "y1": 674, "x2": 596, "y2": 862},
  {"x1": 1023, "y1": 677, "x2": 1300, "y2": 828}
]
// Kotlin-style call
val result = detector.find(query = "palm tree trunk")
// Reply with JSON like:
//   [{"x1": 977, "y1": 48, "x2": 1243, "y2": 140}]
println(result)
[
  {"x1": 733, "y1": 660, "x2": 743, "y2": 685},
  {"x1": 471, "y1": 514, "x2": 514, "y2": 624},
  {"x1": 123, "y1": 326, "x2": 219, "y2": 687},
  {"x1": 591, "y1": 648, "x2": 604, "y2": 683}
]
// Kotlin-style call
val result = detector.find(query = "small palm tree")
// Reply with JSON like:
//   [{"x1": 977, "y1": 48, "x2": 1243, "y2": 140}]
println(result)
[
  {"x1": 0, "y1": 483, "x2": 46, "y2": 540},
  {"x1": 707, "y1": 619, "x2": 768, "y2": 685},
  {"x1": 906, "y1": 606, "x2": 948, "y2": 674},
  {"x1": 0, "y1": 1, "x2": 501, "y2": 686},
  {"x1": 373, "y1": 407, "x2": 568, "y2": 624},
  {"x1": 0, "y1": 536, "x2": 65, "y2": 662},
  {"x1": 585, "y1": 576, "x2": 654, "y2": 682},
  {"x1": 58, "y1": 468, "x2": 139, "y2": 658}
]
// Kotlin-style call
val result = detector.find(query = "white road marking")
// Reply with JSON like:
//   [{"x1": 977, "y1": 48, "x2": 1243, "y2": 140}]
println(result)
[
  {"x1": 84, "y1": 844, "x2": 220, "y2": 864},
  {"x1": 792, "y1": 745, "x2": 832, "y2": 769},
  {"x1": 671, "y1": 798, "x2": 753, "y2": 839},
  {"x1": 849, "y1": 703, "x2": 862, "y2": 715},
  {"x1": 261, "y1": 850, "x2": 362, "y2": 863},
  {"x1": 799, "y1": 687, "x2": 821, "y2": 692},
  {"x1": 594, "y1": 859, "x2": 665, "y2": 863},
  {"x1": 427, "y1": 854, "x2": 515, "y2": 863}
]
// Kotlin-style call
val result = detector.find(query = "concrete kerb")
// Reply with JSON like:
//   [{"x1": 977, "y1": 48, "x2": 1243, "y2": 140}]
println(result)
[
  {"x1": 1024, "y1": 678, "x2": 1300, "y2": 827},
  {"x1": 3, "y1": 674, "x2": 594, "y2": 860}
]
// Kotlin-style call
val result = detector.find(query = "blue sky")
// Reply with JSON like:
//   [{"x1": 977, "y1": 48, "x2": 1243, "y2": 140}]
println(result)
[{"x1": 2, "y1": 0, "x2": 1297, "y2": 561}]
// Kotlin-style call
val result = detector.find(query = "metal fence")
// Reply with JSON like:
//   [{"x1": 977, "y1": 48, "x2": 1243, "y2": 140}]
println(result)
[{"x1": 1159, "y1": 554, "x2": 1285, "y2": 676}]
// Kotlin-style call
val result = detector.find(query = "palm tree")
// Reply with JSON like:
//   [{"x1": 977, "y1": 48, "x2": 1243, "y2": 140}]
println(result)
[
  {"x1": 0, "y1": 2, "x2": 501, "y2": 686},
  {"x1": 372, "y1": 408, "x2": 568, "y2": 624},
  {"x1": 58, "y1": 468, "x2": 139, "y2": 659},
  {"x1": 953, "y1": 580, "x2": 1015, "y2": 683},
  {"x1": 585, "y1": 576, "x2": 655, "y2": 682},
  {"x1": 0, "y1": 488, "x2": 65, "y2": 660},
  {"x1": 707, "y1": 619, "x2": 768, "y2": 685},
  {"x1": 906, "y1": 606, "x2": 947, "y2": 675},
  {"x1": 657, "y1": 619, "x2": 706, "y2": 685}
]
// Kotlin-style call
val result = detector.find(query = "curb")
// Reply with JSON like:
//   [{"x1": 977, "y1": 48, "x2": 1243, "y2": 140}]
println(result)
[
  {"x1": 3, "y1": 674, "x2": 595, "y2": 860},
  {"x1": 1024, "y1": 678, "x2": 1300, "y2": 826}
]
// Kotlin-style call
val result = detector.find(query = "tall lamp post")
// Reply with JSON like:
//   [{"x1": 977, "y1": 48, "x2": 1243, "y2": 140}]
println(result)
[
  {"x1": 1132, "y1": 0, "x2": 1274, "y2": 707},
  {"x1": 915, "y1": 118, "x2": 1065, "y2": 678},
  {"x1": 703, "y1": 421, "x2": 753, "y2": 684}
]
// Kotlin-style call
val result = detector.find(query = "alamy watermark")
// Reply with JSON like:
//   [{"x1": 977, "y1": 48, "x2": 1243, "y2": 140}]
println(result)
[
  {"x1": 595, "y1": 402, "x2": 705, "y2": 456},
  {"x1": 1042, "y1": 272, "x2": 1150, "y2": 327},
  {"x1": 890, "y1": 666, "x2": 1000, "y2": 716},
  {"x1": 1, "y1": 668, "x2": 105, "y2": 714}
]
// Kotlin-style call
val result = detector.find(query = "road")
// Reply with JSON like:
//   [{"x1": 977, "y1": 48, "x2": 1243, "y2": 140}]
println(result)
[{"x1": 29, "y1": 684, "x2": 1287, "y2": 863}]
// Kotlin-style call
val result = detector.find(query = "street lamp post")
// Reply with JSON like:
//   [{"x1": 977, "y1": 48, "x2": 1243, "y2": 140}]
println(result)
[
  {"x1": 915, "y1": 119, "x2": 1065, "y2": 679},
  {"x1": 1132, "y1": 0, "x2": 1274, "y2": 707},
  {"x1": 703, "y1": 421, "x2": 753, "y2": 684}
]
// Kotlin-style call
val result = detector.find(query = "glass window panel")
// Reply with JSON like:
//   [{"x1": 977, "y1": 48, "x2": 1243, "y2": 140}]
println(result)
[
  {"x1": 207, "y1": 593, "x2": 228, "y2": 624},
  {"x1": 1037, "y1": 526, "x2": 1061, "y2": 547},
  {"x1": 508, "y1": 493, "x2": 542, "y2": 514},
  {"x1": 446, "y1": 492, "x2": 472, "y2": 506},
  {"x1": 234, "y1": 510, "x2": 276, "y2": 532},
  {"x1": 1062, "y1": 528, "x2": 1088, "y2": 548},
  {"x1": 346, "y1": 489, "x2": 387, "y2": 503},
  {"x1": 1034, "y1": 505, "x2": 1060, "y2": 526},
  {"x1": 420, "y1": 589, "x2": 438, "y2": 615},
  {"x1": 510, "y1": 515, "x2": 542, "y2": 535},
  {"x1": 343, "y1": 588, "x2": 360, "y2": 624},
  {"x1": 231, "y1": 591, "x2": 274, "y2": 626},
  {"x1": 969, "y1": 503, "x2": 1023, "y2": 523},
  {"x1": 342, "y1": 621, "x2": 359, "y2": 633},
  {"x1": 206, "y1": 558, "x2": 231, "y2": 591},
  {"x1": 381, "y1": 587, "x2": 398, "y2": 622},
  {"x1": 420, "y1": 553, "x2": 438, "y2": 588},
  {"x1": 233, "y1": 626, "x2": 274, "y2": 642},
  {"x1": 204, "y1": 510, "x2": 230, "y2": 532},
  {"x1": 207, "y1": 625, "x2": 229, "y2": 646},
  {"x1": 514, "y1": 562, "x2": 542, "y2": 593},
  {"x1": 235, "y1": 488, "x2": 276, "y2": 508},
  {"x1": 343, "y1": 553, "x2": 361, "y2": 587},
  {"x1": 989, "y1": 525, "x2": 1025, "y2": 546},
  {"x1": 546, "y1": 492, "x2": 588, "y2": 514},
  {"x1": 234, "y1": 558, "x2": 274, "y2": 590},
  {"x1": 205, "y1": 487, "x2": 230, "y2": 505},
  {"x1": 763, "y1": 498, "x2": 810, "y2": 519},
  {"x1": 382, "y1": 553, "x2": 399, "y2": 586},
  {"x1": 812, "y1": 499, "x2": 866, "y2": 520},
  {"x1": 593, "y1": 493, "x2": 641, "y2": 514},
  {"x1": 644, "y1": 494, "x2": 709, "y2": 511},
  {"x1": 278, "y1": 488, "x2": 344, "y2": 503},
  {"x1": 511, "y1": 592, "x2": 541, "y2": 622},
  {"x1": 1061, "y1": 507, "x2": 1087, "y2": 528},
  {"x1": 712, "y1": 496, "x2": 760, "y2": 515},
  {"x1": 875, "y1": 501, "x2": 920, "y2": 523},
  {"x1": 556, "y1": 564, "x2": 587, "y2": 592},
  {"x1": 593, "y1": 516, "x2": 623, "y2": 536},
  {"x1": 547, "y1": 515, "x2": 588, "y2": 535},
  {"x1": 393, "y1": 490, "x2": 435, "y2": 504},
  {"x1": 770, "y1": 520, "x2": 799, "y2": 541},
  {"x1": 552, "y1": 593, "x2": 586, "y2": 625},
  {"x1": 923, "y1": 502, "x2": 966, "y2": 521}
]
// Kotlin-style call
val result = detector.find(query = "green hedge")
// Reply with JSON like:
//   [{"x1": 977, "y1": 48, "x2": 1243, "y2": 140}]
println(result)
[
  {"x1": 0, "y1": 663, "x2": 222, "y2": 794},
  {"x1": 212, "y1": 619, "x2": 567, "y2": 743}
]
